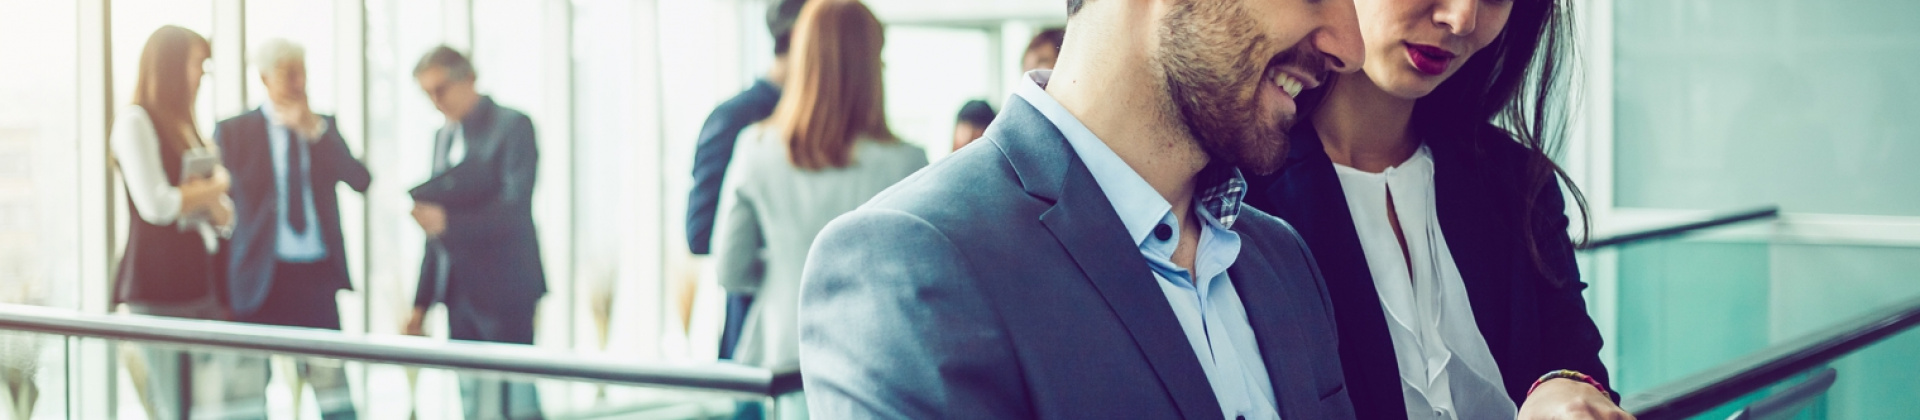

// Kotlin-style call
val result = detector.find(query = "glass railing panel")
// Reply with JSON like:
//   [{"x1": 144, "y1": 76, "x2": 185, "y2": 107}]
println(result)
[
  {"x1": 0, "y1": 331, "x2": 67, "y2": 420},
  {"x1": 83, "y1": 334, "x2": 760, "y2": 419},
  {"x1": 0, "y1": 304, "x2": 799, "y2": 420},
  {"x1": 1611, "y1": 238, "x2": 1774, "y2": 396},
  {"x1": 1661, "y1": 326, "x2": 1920, "y2": 420}
]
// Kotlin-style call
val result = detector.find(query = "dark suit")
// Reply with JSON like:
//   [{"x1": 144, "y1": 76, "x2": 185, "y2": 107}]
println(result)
[
  {"x1": 411, "y1": 96, "x2": 548, "y2": 317},
  {"x1": 216, "y1": 109, "x2": 369, "y2": 322},
  {"x1": 799, "y1": 97, "x2": 1355, "y2": 419},
  {"x1": 410, "y1": 96, "x2": 545, "y2": 419},
  {"x1": 215, "y1": 108, "x2": 368, "y2": 419},
  {"x1": 1243, "y1": 122, "x2": 1614, "y2": 419}
]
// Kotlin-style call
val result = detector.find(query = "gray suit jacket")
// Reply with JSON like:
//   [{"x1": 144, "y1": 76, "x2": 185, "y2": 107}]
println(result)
[
  {"x1": 799, "y1": 97, "x2": 1357, "y2": 419},
  {"x1": 714, "y1": 127, "x2": 927, "y2": 368}
]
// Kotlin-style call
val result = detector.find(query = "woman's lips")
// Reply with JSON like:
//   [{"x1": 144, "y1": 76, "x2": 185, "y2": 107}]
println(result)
[{"x1": 1406, "y1": 43, "x2": 1454, "y2": 76}]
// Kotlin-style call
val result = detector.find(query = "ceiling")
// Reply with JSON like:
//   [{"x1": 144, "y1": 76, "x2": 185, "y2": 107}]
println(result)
[{"x1": 862, "y1": 0, "x2": 1067, "y2": 26}]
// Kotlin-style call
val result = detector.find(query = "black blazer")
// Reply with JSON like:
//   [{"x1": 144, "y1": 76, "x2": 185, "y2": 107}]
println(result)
[
  {"x1": 216, "y1": 109, "x2": 370, "y2": 317},
  {"x1": 411, "y1": 96, "x2": 547, "y2": 311},
  {"x1": 799, "y1": 96, "x2": 1355, "y2": 419},
  {"x1": 1244, "y1": 122, "x2": 1612, "y2": 419}
]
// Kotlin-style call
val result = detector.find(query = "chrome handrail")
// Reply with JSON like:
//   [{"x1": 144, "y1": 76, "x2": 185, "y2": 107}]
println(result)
[
  {"x1": 1580, "y1": 206, "x2": 1780, "y2": 250},
  {"x1": 0, "y1": 303, "x2": 796, "y2": 397},
  {"x1": 1621, "y1": 296, "x2": 1920, "y2": 419}
]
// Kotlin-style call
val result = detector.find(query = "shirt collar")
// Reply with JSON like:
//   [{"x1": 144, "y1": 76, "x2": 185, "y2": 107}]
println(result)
[
  {"x1": 1011, "y1": 71, "x2": 1249, "y2": 247},
  {"x1": 261, "y1": 102, "x2": 285, "y2": 128}
]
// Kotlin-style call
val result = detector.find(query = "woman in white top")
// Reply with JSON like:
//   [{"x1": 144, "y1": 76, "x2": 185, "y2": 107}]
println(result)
[
  {"x1": 1242, "y1": 0, "x2": 1631, "y2": 419},
  {"x1": 712, "y1": 0, "x2": 926, "y2": 373},
  {"x1": 110, "y1": 25, "x2": 232, "y2": 420}
]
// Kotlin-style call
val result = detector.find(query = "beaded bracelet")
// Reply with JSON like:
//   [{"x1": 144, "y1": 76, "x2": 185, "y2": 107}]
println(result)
[{"x1": 1528, "y1": 369, "x2": 1610, "y2": 400}]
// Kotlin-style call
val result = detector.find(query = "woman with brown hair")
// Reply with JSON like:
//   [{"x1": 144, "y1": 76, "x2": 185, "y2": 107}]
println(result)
[
  {"x1": 1243, "y1": 0, "x2": 1628, "y2": 418},
  {"x1": 108, "y1": 25, "x2": 231, "y2": 420},
  {"x1": 711, "y1": 0, "x2": 925, "y2": 376}
]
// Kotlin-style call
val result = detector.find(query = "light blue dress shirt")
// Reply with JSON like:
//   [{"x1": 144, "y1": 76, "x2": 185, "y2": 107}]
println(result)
[
  {"x1": 262, "y1": 103, "x2": 328, "y2": 263},
  {"x1": 1014, "y1": 71, "x2": 1282, "y2": 420}
]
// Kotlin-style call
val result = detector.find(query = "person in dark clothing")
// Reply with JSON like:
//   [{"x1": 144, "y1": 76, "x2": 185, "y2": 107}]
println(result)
[
  {"x1": 951, "y1": 100, "x2": 995, "y2": 151},
  {"x1": 215, "y1": 38, "x2": 368, "y2": 420},
  {"x1": 685, "y1": 0, "x2": 809, "y2": 362},
  {"x1": 1240, "y1": 0, "x2": 1626, "y2": 418},
  {"x1": 404, "y1": 45, "x2": 548, "y2": 420}
]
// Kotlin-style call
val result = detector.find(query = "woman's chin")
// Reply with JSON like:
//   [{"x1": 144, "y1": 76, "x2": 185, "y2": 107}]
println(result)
[{"x1": 1376, "y1": 75, "x2": 1442, "y2": 100}]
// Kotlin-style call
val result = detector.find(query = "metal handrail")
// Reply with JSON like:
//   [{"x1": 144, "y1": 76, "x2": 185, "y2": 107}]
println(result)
[
  {"x1": 1622, "y1": 296, "x2": 1920, "y2": 419},
  {"x1": 1579, "y1": 206, "x2": 1780, "y2": 250},
  {"x1": 0, "y1": 303, "x2": 799, "y2": 397}
]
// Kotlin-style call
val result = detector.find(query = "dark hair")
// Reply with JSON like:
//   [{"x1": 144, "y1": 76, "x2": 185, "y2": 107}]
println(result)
[
  {"x1": 955, "y1": 100, "x2": 997, "y2": 127},
  {"x1": 768, "y1": 0, "x2": 810, "y2": 56},
  {"x1": 1412, "y1": 0, "x2": 1588, "y2": 286},
  {"x1": 1067, "y1": 0, "x2": 1084, "y2": 17},
  {"x1": 413, "y1": 45, "x2": 475, "y2": 82},
  {"x1": 131, "y1": 25, "x2": 211, "y2": 155},
  {"x1": 1026, "y1": 28, "x2": 1066, "y2": 56}
]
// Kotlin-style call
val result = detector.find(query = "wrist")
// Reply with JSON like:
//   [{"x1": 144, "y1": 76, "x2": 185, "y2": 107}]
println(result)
[{"x1": 1529, "y1": 369, "x2": 1610, "y2": 400}]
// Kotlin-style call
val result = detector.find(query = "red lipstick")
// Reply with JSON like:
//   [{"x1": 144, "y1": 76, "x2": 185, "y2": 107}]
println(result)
[{"x1": 1406, "y1": 43, "x2": 1454, "y2": 76}]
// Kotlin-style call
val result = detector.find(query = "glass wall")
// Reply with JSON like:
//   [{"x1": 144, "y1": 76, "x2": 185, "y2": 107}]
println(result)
[
  {"x1": 0, "y1": 1, "x2": 81, "y2": 311},
  {"x1": 1607, "y1": 0, "x2": 1920, "y2": 416},
  {"x1": 1613, "y1": 0, "x2": 1920, "y2": 216}
]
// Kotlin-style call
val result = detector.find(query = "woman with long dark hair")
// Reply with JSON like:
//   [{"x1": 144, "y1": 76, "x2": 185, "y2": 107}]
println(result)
[
  {"x1": 1243, "y1": 0, "x2": 1629, "y2": 418},
  {"x1": 109, "y1": 25, "x2": 231, "y2": 420}
]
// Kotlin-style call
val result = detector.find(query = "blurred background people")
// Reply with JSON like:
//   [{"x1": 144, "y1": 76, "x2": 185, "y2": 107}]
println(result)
[
  {"x1": 1021, "y1": 27, "x2": 1065, "y2": 73},
  {"x1": 402, "y1": 46, "x2": 548, "y2": 420},
  {"x1": 214, "y1": 38, "x2": 368, "y2": 420},
  {"x1": 109, "y1": 25, "x2": 232, "y2": 420},
  {"x1": 950, "y1": 99, "x2": 995, "y2": 151},
  {"x1": 711, "y1": 0, "x2": 925, "y2": 417},
  {"x1": 1241, "y1": 0, "x2": 1625, "y2": 418},
  {"x1": 685, "y1": 0, "x2": 812, "y2": 364}
]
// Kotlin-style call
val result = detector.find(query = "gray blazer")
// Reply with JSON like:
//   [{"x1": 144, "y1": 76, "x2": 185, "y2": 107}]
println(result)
[
  {"x1": 799, "y1": 97, "x2": 1357, "y2": 419},
  {"x1": 713, "y1": 126, "x2": 927, "y2": 367}
]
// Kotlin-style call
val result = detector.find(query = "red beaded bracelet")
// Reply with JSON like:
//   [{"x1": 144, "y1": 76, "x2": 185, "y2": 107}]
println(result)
[{"x1": 1528, "y1": 369, "x2": 1610, "y2": 400}]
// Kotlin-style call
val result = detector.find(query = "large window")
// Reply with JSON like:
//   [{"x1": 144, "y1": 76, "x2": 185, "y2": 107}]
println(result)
[
  {"x1": 1613, "y1": 0, "x2": 1920, "y2": 216},
  {"x1": 1604, "y1": 0, "x2": 1920, "y2": 416},
  {"x1": 363, "y1": 0, "x2": 448, "y2": 339},
  {"x1": 882, "y1": 26, "x2": 995, "y2": 162},
  {"x1": 0, "y1": 1, "x2": 81, "y2": 311}
]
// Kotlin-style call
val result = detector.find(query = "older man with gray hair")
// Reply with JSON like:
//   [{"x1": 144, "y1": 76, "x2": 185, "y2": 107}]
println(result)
[{"x1": 213, "y1": 37, "x2": 369, "y2": 420}]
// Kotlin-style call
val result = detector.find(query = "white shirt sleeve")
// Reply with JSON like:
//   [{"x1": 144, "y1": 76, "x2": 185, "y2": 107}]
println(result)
[{"x1": 110, "y1": 106, "x2": 184, "y2": 226}]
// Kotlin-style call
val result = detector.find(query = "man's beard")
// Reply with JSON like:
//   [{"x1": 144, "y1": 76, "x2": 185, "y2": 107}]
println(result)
[{"x1": 1157, "y1": 0, "x2": 1325, "y2": 175}]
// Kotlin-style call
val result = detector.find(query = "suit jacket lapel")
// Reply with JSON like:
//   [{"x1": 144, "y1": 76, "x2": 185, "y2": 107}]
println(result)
[
  {"x1": 1227, "y1": 238, "x2": 1322, "y2": 419},
  {"x1": 991, "y1": 97, "x2": 1222, "y2": 420}
]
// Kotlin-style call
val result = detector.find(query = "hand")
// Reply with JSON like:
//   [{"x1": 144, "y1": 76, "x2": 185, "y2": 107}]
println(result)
[
  {"x1": 205, "y1": 196, "x2": 234, "y2": 227},
  {"x1": 1519, "y1": 379, "x2": 1635, "y2": 420},
  {"x1": 412, "y1": 203, "x2": 447, "y2": 237},
  {"x1": 179, "y1": 167, "x2": 231, "y2": 214},
  {"x1": 274, "y1": 100, "x2": 325, "y2": 141},
  {"x1": 402, "y1": 307, "x2": 428, "y2": 336}
]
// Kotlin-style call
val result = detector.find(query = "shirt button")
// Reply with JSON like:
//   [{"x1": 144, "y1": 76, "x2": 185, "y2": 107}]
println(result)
[
  {"x1": 1154, "y1": 223, "x2": 1173, "y2": 241},
  {"x1": 1235, "y1": 416, "x2": 1245, "y2": 420}
]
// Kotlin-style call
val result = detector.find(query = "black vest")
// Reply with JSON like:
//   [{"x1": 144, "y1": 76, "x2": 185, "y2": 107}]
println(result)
[{"x1": 114, "y1": 114, "x2": 219, "y2": 305}]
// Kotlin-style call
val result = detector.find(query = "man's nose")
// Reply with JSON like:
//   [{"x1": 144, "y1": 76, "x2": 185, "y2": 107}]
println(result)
[{"x1": 1314, "y1": 0, "x2": 1365, "y2": 73}]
